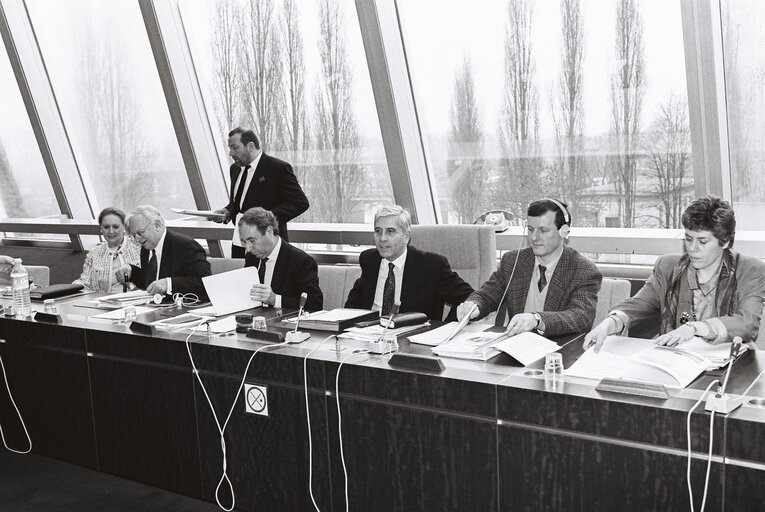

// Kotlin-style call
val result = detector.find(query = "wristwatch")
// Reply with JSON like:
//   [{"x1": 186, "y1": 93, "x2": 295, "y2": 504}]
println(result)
[{"x1": 532, "y1": 312, "x2": 544, "y2": 335}]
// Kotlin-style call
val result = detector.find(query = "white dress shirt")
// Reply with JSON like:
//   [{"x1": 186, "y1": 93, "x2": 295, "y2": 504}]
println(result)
[
  {"x1": 231, "y1": 150, "x2": 264, "y2": 247},
  {"x1": 372, "y1": 248, "x2": 407, "y2": 313}
]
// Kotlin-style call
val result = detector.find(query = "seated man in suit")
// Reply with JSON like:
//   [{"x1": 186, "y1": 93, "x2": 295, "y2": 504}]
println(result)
[
  {"x1": 115, "y1": 205, "x2": 211, "y2": 300},
  {"x1": 240, "y1": 207, "x2": 322, "y2": 311},
  {"x1": 457, "y1": 199, "x2": 602, "y2": 338},
  {"x1": 345, "y1": 205, "x2": 473, "y2": 320}
]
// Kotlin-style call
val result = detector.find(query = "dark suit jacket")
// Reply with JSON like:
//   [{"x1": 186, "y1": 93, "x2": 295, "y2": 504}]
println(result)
[
  {"x1": 129, "y1": 230, "x2": 212, "y2": 300},
  {"x1": 345, "y1": 246, "x2": 473, "y2": 321},
  {"x1": 225, "y1": 154, "x2": 309, "y2": 241},
  {"x1": 244, "y1": 241, "x2": 323, "y2": 311},
  {"x1": 469, "y1": 245, "x2": 602, "y2": 337}
]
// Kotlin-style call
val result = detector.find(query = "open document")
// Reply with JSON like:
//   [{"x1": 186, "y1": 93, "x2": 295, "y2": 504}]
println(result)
[
  {"x1": 424, "y1": 323, "x2": 560, "y2": 365},
  {"x1": 565, "y1": 335, "x2": 714, "y2": 388},
  {"x1": 195, "y1": 267, "x2": 262, "y2": 317}
]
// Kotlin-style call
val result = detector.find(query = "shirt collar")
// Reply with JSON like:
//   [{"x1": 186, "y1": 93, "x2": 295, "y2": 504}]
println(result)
[
  {"x1": 244, "y1": 150, "x2": 263, "y2": 171},
  {"x1": 535, "y1": 245, "x2": 564, "y2": 275},
  {"x1": 266, "y1": 236, "x2": 282, "y2": 262},
  {"x1": 154, "y1": 228, "x2": 168, "y2": 259},
  {"x1": 386, "y1": 247, "x2": 408, "y2": 270}
]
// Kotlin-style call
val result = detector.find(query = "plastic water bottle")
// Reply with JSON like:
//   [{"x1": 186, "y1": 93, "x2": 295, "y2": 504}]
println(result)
[{"x1": 11, "y1": 258, "x2": 31, "y2": 319}]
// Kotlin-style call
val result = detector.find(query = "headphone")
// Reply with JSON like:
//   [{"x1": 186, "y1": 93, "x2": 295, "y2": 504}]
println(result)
[{"x1": 541, "y1": 198, "x2": 570, "y2": 238}]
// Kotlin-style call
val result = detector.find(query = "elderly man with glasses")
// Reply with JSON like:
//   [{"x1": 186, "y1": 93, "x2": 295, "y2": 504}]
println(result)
[{"x1": 115, "y1": 205, "x2": 211, "y2": 300}]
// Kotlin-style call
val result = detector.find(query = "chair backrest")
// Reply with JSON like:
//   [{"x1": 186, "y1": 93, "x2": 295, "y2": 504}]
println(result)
[
  {"x1": 208, "y1": 257, "x2": 245, "y2": 275},
  {"x1": 409, "y1": 224, "x2": 496, "y2": 289},
  {"x1": 317, "y1": 265, "x2": 362, "y2": 311},
  {"x1": 0, "y1": 265, "x2": 50, "y2": 287},
  {"x1": 594, "y1": 277, "x2": 631, "y2": 325}
]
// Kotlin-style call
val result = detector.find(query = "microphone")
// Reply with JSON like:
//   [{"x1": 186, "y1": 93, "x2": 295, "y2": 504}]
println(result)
[
  {"x1": 705, "y1": 336, "x2": 746, "y2": 414},
  {"x1": 285, "y1": 292, "x2": 310, "y2": 343},
  {"x1": 377, "y1": 303, "x2": 400, "y2": 342}
]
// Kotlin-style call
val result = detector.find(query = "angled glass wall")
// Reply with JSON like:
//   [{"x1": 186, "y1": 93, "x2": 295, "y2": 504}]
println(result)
[
  {"x1": 25, "y1": 0, "x2": 193, "y2": 219},
  {"x1": 0, "y1": 46, "x2": 58, "y2": 219},
  {"x1": 398, "y1": 0, "x2": 693, "y2": 230},
  {"x1": 721, "y1": 0, "x2": 765, "y2": 231},
  {"x1": 178, "y1": 0, "x2": 394, "y2": 223}
]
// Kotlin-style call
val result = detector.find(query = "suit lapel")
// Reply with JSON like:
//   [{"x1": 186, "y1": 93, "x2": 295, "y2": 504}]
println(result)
[
  {"x1": 158, "y1": 231, "x2": 173, "y2": 279},
  {"x1": 544, "y1": 246, "x2": 570, "y2": 311},
  {"x1": 400, "y1": 247, "x2": 419, "y2": 311},
  {"x1": 243, "y1": 154, "x2": 267, "y2": 205},
  {"x1": 509, "y1": 248, "x2": 535, "y2": 314},
  {"x1": 364, "y1": 250, "x2": 382, "y2": 306},
  {"x1": 271, "y1": 242, "x2": 288, "y2": 291}
]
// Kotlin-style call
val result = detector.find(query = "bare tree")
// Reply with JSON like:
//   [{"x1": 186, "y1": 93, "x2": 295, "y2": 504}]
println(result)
[
  {"x1": 610, "y1": 0, "x2": 645, "y2": 227},
  {"x1": 647, "y1": 95, "x2": 692, "y2": 228},
  {"x1": 210, "y1": 0, "x2": 242, "y2": 131},
  {"x1": 281, "y1": 0, "x2": 308, "y2": 154},
  {"x1": 496, "y1": 0, "x2": 543, "y2": 216},
  {"x1": 448, "y1": 56, "x2": 486, "y2": 224},
  {"x1": 241, "y1": 0, "x2": 284, "y2": 151},
  {"x1": 551, "y1": 0, "x2": 587, "y2": 218},
  {"x1": 311, "y1": 0, "x2": 366, "y2": 223},
  {"x1": 78, "y1": 23, "x2": 153, "y2": 210}
]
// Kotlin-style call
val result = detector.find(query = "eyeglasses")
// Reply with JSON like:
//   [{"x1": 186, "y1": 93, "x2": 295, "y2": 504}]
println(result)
[{"x1": 129, "y1": 222, "x2": 152, "y2": 240}]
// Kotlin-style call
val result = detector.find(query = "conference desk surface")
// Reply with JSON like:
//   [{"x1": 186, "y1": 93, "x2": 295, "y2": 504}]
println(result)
[{"x1": 1, "y1": 295, "x2": 765, "y2": 511}]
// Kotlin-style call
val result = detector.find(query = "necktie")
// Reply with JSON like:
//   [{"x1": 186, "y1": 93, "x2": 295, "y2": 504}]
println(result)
[
  {"x1": 382, "y1": 262, "x2": 395, "y2": 316},
  {"x1": 145, "y1": 250, "x2": 157, "y2": 288},
  {"x1": 234, "y1": 165, "x2": 251, "y2": 209},
  {"x1": 538, "y1": 265, "x2": 548, "y2": 293},
  {"x1": 258, "y1": 257, "x2": 268, "y2": 285}
]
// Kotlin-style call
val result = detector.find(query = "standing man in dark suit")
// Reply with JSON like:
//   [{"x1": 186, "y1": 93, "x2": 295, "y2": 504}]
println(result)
[
  {"x1": 116, "y1": 205, "x2": 211, "y2": 300},
  {"x1": 212, "y1": 127, "x2": 309, "y2": 258},
  {"x1": 240, "y1": 207, "x2": 322, "y2": 311},
  {"x1": 457, "y1": 199, "x2": 602, "y2": 337},
  {"x1": 345, "y1": 205, "x2": 473, "y2": 321}
]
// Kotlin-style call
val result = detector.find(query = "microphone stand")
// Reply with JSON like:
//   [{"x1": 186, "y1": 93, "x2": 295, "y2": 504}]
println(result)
[
  {"x1": 286, "y1": 292, "x2": 310, "y2": 343},
  {"x1": 705, "y1": 336, "x2": 746, "y2": 414},
  {"x1": 370, "y1": 303, "x2": 400, "y2": 354}
]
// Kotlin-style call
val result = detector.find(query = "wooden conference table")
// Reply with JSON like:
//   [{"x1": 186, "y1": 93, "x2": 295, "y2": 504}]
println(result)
[{"x1": 1, "y1": 295, "x2": 765, "y2": 511}]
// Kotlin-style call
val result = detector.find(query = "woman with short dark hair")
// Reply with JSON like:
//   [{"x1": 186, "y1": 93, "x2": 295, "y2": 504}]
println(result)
[{"x1": 585, "y1": 196, "x2": 765, "y2": 350}]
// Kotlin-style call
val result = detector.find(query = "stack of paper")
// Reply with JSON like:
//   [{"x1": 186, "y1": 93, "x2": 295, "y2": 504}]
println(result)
[
  {"x1": 565, "y1": 336, "x2": 714, "y2": 388},
  {"x1": 338, "y1": 322, "x2": 430, "y2": 342},
  {"x1": 97, "y1": 290, "x2": 154, "y2": 307},
  {"x1": 429, "y1": 324, "x2": 560, "y2": 365}
]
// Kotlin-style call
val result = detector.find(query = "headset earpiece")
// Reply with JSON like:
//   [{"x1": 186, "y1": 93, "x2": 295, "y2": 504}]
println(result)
[{"x1": 559, "y1": 225, "x2": 570, "y2": 239}]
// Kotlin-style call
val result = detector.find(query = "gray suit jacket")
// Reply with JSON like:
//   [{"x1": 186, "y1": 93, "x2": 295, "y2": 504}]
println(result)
[
  {"x1": 468, "y1": 245, "x2": 602, "y2": 337},
  {"x1": 615, "y1": 252, "x2": 765, "y2": 342}
]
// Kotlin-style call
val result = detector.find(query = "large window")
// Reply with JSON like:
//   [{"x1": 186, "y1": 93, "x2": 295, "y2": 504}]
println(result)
[
  {"x1": 399, "y1": 0, "x2": 693, "y2": 229},
  {"x1": 721, "y1": 0, "x2": 765, "y2": 231},
  {"x1": 0, "y1": 46, "x2": 58, "y2": 219},
  {"x1": 25, "y1": 0, "x2": 193, "y2": 219},
  {"x1": 179, "y1": 0, "x2": 394, "y2": 223}
]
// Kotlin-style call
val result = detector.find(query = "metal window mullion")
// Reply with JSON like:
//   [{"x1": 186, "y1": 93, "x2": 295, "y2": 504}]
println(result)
[
  {"x1": 355, "y1": 0, "x2": 439, "y2": 224},
  {"x1": 680, "y1": 0, "x2": 732, "y2": 200},
  {"x1": 0, "y1": 0, "x2": 97, "y2": 250},
  {"x1": 138, "y1": 0, "x2": 227, "y2": 257}
]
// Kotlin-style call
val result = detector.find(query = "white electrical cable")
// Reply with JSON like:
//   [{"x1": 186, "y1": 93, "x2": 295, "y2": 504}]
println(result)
[
  {"x1": 335, "y1": 349, "x2": 371, "y2": 512},
  {"x1": 185, "y1": 320, "x2": 289, "y2": 512},
  {"x1": 489, "y1": 223, "x2": 527, "y2": 326},
  {"x1": 686, "y1": 379, "x2": 719, "y2": 512},
  {"x1": 303, "y1": 334, "x2": 336, "y2": 512},
  {"x1": 0, "y1": 354, "x2": 31, "y2": 454}
]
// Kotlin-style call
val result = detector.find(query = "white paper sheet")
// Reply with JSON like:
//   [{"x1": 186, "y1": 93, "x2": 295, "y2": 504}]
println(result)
[{"x1": 195, "y1": 267, "x2": 261, "y2": 317}]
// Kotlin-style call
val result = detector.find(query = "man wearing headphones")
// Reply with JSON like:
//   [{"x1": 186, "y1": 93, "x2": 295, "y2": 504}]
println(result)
[{"x1": 457, "y1": 199, "x2": 602, "y2": 338}]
